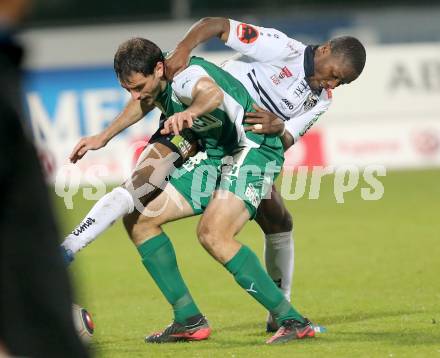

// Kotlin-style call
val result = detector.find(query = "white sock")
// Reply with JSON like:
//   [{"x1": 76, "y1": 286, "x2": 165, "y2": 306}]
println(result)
[
  {"x1": 264, "y1": 231, "x2": 294, "y2": 301},
  {"x1": 61, "y1": 187, "x2": 134, "y2": 254}
]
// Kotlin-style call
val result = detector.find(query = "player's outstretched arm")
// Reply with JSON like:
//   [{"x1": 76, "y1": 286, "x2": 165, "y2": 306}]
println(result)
[
  {"x1": 165, "y1": 17, "x2": 229, "y2": 80},
  {"x1": 69, "y1": 98, "x2": 153, "y2": 163},
  {"x1": 161, "y1": 77, "x2": 223, "y2": 135}
]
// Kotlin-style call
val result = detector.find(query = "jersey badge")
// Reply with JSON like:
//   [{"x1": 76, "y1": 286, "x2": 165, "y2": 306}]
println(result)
[
  {"x1": 237, "y1": 23, "x2": 259, "y2": 44},
  {"x1": 303, "y1": 93, "x2": 319, "y2": 111}
]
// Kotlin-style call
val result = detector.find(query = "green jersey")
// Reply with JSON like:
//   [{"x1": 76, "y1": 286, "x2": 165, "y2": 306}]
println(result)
[{"x1": 154, "y1": 56, "x2": 282, "y2": 157}]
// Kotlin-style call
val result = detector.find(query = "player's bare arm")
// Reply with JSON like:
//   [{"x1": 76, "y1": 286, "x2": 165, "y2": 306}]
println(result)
[
  {"x1": 69, "y1": 98, "x2": 153, "y2": 163},
  {"x1": 167, "y1": 18, "x2": 289, "y2": 140},
  {"x1": 244, "y1": 105, "x2": 293, "y2": 149},
  {"x1": 244, "y1": 104, "x2": 285, "y2": 136},
  {"x1": 160, "y1": 77, "x2": 224, "y2": 136},
  {"x1": 244, "y1": 104, "x2": 294, "y2": 149},
  {"x1": 165, "y1": 17, "x2": 229, "y2": 80}
]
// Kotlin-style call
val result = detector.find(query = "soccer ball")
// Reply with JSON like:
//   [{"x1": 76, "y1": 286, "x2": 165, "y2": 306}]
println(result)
[{"x1": 72, "y1": 304, "x2": 95, "y2": 343}]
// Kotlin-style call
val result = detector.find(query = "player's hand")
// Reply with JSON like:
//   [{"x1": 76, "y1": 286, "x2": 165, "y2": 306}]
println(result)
[
  {"x1": 160, "y1": 111, "x2": 195, "y2": 136},
  {"x1": 164, "y1": 44, "x2": 191, "y2": 81},
  {"x1": 69, "y1": 134, "x2": 107, "y2": 163},
  {"x1": 244, "y1": 104, "x2": 285, "y2": 136}
]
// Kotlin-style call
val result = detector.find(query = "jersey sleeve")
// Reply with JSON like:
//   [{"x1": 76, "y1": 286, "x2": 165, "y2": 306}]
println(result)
[
  {"x1": 284, "y1": 90, "x2": 332, "y2": 143},
  {"x1": 171, "y1": 65, "x2": 211, "y2": 105},
  {"x1": 226, "y1": 19, "x2": 305, "y2": 63}
]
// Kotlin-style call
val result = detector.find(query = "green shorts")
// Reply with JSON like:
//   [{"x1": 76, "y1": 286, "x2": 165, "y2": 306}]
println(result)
[{"x1": 169, "y1": 141, "x2": 284, "y2": 218}]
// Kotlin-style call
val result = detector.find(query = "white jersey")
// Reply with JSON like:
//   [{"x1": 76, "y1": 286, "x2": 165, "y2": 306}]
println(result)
[{"x1": 221, "y1": 19, "x2": 332, "y2": 143}]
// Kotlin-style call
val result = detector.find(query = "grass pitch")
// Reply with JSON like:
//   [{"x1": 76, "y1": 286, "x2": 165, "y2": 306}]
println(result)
[{"x1": 53, "y1": 169, "x2": 440, "y2": 357}]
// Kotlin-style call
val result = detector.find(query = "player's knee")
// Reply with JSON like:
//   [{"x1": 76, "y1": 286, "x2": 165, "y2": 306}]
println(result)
[
  {"x1": 257, "y1": 199, "x2": 293, "y2": 234},
  {"x1": 197, "y1": 223, "x2": 223, "y2": 256},
  {"x1": 197, "y1": 223, "x2": 213, "y2": 248},
  {"x1": 267, "y1": 211, "x2": 292, "y2": 233}
]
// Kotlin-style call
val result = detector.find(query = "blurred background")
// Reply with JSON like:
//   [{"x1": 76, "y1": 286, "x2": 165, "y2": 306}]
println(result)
[{"x1": 19, "y1": 0, "x2": 440, "y2": 184}]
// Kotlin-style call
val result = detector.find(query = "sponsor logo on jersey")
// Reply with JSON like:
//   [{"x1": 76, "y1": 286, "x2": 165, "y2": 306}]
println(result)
[
  {"x1": 299, "y1": 111, "x2": 325, "y2": 137},
  {"x1": 303, "y1": 93, "x2": 319, "y2": 111},
  {"x1": 191, "y1": 113, "x2": 222, "y2": 132},
  {"x1": 237, "y1": 23, "x2": 259, "y2": 44},
  {"x1": 244, "y1": 183, "x2": 260, "y2": 208},
  {"x1": 271, "y1": 67, "x2": 293, "y2": 85},
  {"x1": 270, "y1": 74, "x2": 281, "y2": 85},
  {"x1": 171, "y1": 134, "x2": 194, "y2": 158},
  {"x1": 294, "y1": 79, "x2": 310, "y2": 97},
  {"x1": 281, "y1": 98, "x2": 294, "y2": 110},
  {"x1": 280, "y1": 66, "x2": 293, "y2": 78},
  {"x1": 182, "y1": 151, "x2": 208, "y2": 172},
  {"x1": 277, "y1": 66, "x2": 293, "y2": 80}
]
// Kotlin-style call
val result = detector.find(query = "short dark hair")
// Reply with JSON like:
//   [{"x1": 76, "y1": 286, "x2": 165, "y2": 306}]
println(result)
[
  {"x1": 114, "y1": 38, "x2": 164, "y2": 82},
  {"x1": 329, "y1": 36, "x2": 366, "y2": 76}
]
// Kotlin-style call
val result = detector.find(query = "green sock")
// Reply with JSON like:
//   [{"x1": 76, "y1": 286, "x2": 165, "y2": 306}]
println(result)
[
  {"x1": 225, "y1": 245, "x2": 305, "y2": 325},
  {"x1": 138, "y1": 232, "x2": 201, "y2": 324}
]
